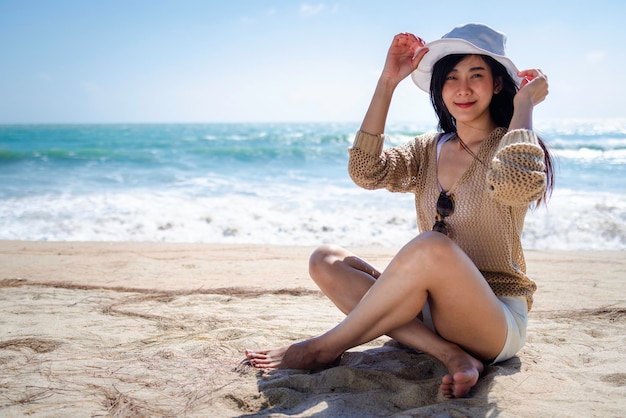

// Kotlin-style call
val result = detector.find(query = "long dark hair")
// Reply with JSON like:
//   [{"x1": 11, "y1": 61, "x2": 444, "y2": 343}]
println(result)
[{"x1": 429, "y1": 53, "x2": 555, "y2": 205}]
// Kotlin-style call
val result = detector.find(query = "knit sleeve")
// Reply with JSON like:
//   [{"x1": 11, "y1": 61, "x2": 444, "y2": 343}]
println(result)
[
  {"x1": 486, "y1": 129, "x2": 547, "y2": 206},
  {"x1": 348, "y1": 130, "x2": 425, "y2": 193}
]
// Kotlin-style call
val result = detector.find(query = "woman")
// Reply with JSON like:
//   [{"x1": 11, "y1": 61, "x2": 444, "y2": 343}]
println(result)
[{"x1": 245, "y1": 23, "x2": 554, "y2": 399}]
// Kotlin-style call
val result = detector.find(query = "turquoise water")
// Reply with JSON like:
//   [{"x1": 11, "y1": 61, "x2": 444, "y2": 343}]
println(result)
[{"x1": 1, "y1": 121, "x2": 625, "y2": 249}]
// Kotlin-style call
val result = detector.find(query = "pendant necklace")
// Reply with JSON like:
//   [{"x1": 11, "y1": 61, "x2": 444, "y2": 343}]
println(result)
[{"x1": 456, "y1": 134, "x2": 487, "y2": 167}]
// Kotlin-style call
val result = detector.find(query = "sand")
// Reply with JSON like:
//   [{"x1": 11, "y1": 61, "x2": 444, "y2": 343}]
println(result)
[{"x1": 0, "y1": 241, "x2": 624, "y2": 417}]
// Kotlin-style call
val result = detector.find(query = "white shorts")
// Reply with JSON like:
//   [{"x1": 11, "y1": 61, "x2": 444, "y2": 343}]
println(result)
[{"x1": 421, "y1": 296, "x2": 528, "y2": 365}]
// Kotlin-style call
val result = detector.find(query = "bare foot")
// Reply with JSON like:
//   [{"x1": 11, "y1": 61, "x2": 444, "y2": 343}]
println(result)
[
  {"x1": 245, "y1": 346, "x2": 289, "y2": 369},
  {"x1": 245, "y1": 340, "x2": 341, "y2": 370},
  {"x1": 439, "y1": 346, "x2": 484, "y2": 398}
]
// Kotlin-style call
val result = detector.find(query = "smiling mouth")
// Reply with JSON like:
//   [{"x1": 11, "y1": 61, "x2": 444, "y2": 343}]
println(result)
[{"x1": 455, "y1": 102, "x2": 475, "y2": 109}]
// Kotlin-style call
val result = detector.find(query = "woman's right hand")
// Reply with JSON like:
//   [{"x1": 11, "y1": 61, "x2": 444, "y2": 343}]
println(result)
[
  {"x1": 381, "y1": 33, "x2": 428, "y2": 86},
  {"x1": 360, "y1": 33, "x2": 428, "y2": 135}
]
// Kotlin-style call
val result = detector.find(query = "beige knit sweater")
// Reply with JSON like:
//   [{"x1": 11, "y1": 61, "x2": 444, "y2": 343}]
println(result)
[{"x1": 348, "y1": 127, "x2": 547, "y2": 310}]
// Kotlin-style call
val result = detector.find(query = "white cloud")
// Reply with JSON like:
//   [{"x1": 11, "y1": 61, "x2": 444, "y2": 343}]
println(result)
[
  {"x1": 300, "y1": 3, "x2": 326, "y2": 18},
  {"x1": 585, "y1": 51, "x2": 605, "y2": 64}
]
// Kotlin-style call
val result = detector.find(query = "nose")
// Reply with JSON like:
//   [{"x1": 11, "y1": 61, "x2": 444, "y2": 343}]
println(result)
[{"x1": 456, "y1": 79, "x2": 471, "y2": 95}]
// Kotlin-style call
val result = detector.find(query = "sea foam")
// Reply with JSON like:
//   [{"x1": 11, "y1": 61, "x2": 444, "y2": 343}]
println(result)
[{"x1": 1, "y1": 121, "x2": 625, "y2": 250}]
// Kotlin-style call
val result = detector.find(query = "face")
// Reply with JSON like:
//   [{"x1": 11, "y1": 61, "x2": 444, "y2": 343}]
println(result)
[{"x1": 441, "y1": 55, "x2": 502, "y2": 127}]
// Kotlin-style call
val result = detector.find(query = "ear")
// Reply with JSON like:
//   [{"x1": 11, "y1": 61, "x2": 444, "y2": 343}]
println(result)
[{"x1": 493, "y1": 76, "x2": 503, "y2": 94}]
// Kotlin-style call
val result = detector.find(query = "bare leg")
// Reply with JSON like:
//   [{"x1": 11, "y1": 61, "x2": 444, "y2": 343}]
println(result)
[
  {"x1": 245, "y1": 246, "x2": 379, "y2": 369},
  {"x1": 306, "y1": 243, "x2": 486, "y2": 398},
  {"x1": 246, "y1": 233, "x2": 507, "y2": 398}
]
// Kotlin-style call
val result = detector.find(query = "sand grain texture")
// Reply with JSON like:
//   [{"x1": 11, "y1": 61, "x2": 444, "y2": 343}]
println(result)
[{"x1": 0, "y1": 242, "x2": 624, "y2": 417}]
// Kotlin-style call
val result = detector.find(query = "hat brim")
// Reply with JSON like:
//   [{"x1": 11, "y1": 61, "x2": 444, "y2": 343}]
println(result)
[{"x1": 411, "y1": 38, "x2": 521, "y2": 93}]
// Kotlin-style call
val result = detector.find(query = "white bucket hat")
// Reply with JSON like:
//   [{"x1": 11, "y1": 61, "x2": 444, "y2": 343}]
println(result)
[{"x1": 411, "y1": 23, "x2": 521, "y2": 93}]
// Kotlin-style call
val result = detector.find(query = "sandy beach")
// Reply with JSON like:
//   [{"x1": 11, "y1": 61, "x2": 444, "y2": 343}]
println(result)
[{"x1": 0, "y1": 241, "x2": 624, "y2": 417}]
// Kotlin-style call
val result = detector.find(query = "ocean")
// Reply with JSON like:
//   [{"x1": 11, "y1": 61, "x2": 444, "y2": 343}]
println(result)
[{"x1": 1, "y1": 121, "x2": 625, "y2": 250}]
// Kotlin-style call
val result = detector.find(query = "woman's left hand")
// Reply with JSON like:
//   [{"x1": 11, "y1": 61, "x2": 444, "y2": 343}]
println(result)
[{"x1": 515, "y1": 69, "x2": 549, "y2": 106}]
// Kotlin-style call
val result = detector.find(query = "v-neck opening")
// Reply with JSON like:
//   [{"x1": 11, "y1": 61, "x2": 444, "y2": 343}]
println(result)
[
  {"x1": 435, "y1": 130, "x2": 491, "y2": 194},
  {"x1": 436, "y1": 133, "x2": 455, "y2": 192}
]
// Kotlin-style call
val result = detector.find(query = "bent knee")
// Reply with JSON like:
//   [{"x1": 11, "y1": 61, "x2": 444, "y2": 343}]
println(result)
[
  {"x1": 309, "y1": 244, "x2": 345, "y2": 277},
  {"x1": 403, "y1": 231, "x2": 460, "y2": 262}
]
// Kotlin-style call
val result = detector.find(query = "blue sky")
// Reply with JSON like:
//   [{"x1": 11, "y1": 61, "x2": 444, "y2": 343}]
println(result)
[{"x1": 1, "y1": 0, "x2": 624, "y2": 125}]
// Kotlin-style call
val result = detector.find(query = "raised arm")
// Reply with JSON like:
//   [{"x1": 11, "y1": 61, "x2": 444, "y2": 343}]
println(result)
[
  {"x1": 360, "y1": 33, "x2": 428, "y2": 135},
  {"x1": 508, "y1": 69, "x2": 549, "y2": 131}
]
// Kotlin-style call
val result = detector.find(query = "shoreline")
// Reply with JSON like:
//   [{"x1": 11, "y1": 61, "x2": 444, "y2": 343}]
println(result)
[{"x1": 1, "y1": 241, "x2": 623, "y2": 309}]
